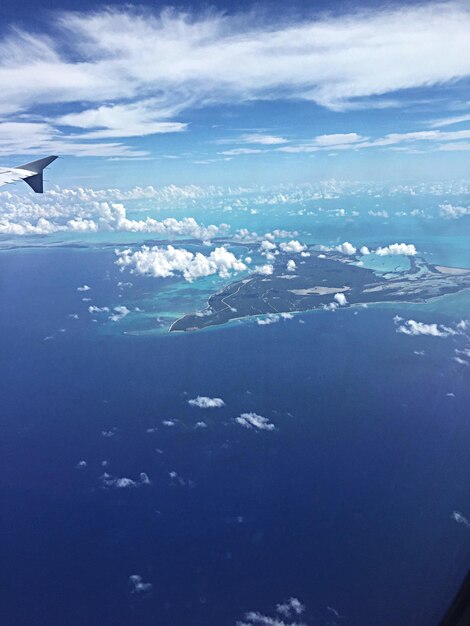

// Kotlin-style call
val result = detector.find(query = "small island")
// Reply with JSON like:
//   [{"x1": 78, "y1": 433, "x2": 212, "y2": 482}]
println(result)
[{"x1": 170, "y1": 247, "x2": 470, "y2": 332}]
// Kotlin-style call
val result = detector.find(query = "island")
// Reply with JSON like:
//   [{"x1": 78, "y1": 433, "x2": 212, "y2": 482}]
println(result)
[{"x1": 170, "y1": 247, "x2": 470, "y2": 332}]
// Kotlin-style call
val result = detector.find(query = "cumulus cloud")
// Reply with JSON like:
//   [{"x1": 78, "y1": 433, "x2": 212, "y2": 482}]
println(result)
[
  {"x1": 394, "y1": 317, "x2": 457, "y2": 337},
  {"x1": 369, "y1": 209, "x2": 389, "y2": 218},
  {"x1": 257, "y1": 314, "x2": 280, "y2": 326},
  {"x1": 238, "y1": 613, "x2": 303, "y2": 626},
  {"x1": 169, "y1": 470, "x2": 194, "y2": 487},
  {"x1": 77, "y1": 284, "x2": 91, "y2": 291},
  {"x1": 237, "y1": 597, "x2": 307, "y2": 626},
  {"x1": 188, "y1": 396, "x2": 225, "y2": 408},
  {"x1": 0, "y1": 191, "x2": 228, "y2": 239},
  {"x1": 116, "y1": 245, "x2": 247, "y2": 282},
  {"x1": 439, "y1": 204, "x2": 470, "y2": 219},
  {"x1": 260, "y1": 240, "x2": 277, "y2": 253},
  {"x1": 235, "y1": 412, "x2": 276, "y2": 431},
  {"x1": 109, "y1": 306, "x2": 130, "y2": 322},
  {"x1": 279, "y1": 240, "x2": 307, "y2": 254},
  {"x1": 452, "y1": 511, "x2": 470, "y2": 528},
  {"x1": 101, "y1": 472, "x2": 151, "y2": 488},
  {"x1": 335, "y1": 241, "x2": 356, "y2": 255},
  {"x1": 334, "y1": 292, "x2": 348, "y2": 306},
  {"x1": 255, "y1": 264, "x2": 274, "y2": 276},
  {"x1": 257, "y1": 312, "x2": 294, "y2": 326},
  {"x1": 287, "y1": 259, "x2": 296, "y2": 272},
  {"x1": 88, "y1": 305, "x2": 110, "y2": 314},
  {"x1": 276, "y1": 598, "x2": 305, "y2": 618},
  {"x1": 129, "y1": 575, "x2": 153, "y2": 594},
  {"x1": 375, "y1": 243, "x2": 417, "y2": 256}
]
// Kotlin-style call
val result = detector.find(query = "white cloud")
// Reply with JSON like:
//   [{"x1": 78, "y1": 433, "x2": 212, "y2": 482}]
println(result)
[
  {"x1": 334, "y1": 292, "x2": 347, "y2": 306},
  {"x1": 314, "y1": 132, "x2": 365, "y2": 146},
  {"x1": 101, "y1": 472, "x2": 151, "y2": 488},
  {"x1": 257, "y1": 313, "x2": 294, "y2": 326},
  {"x1": 238, "y1": 598, "x2": 307, "y2": 626},
  {"x1": 220, "y1": 148, "x2": 263, "y2": 156},
  {"x1": 116, "y1": 245, "x2": 247, "y2": 282},
  {"x1": 280, "y1": 312, "x2": 294, "y2": 320},
  {"x1": 335, "y1": 241, "x2": 356, "y2": 255},
  {"x1": 101, "y1": 474, "x2": 137, "y2": 488},
  {"x1": 169, "y1": 470, "x2": 194, "y2": 487},
  {"x1": 0, "y1": 120, "x2": 149, "y2": 158},
  {"x1": 257, "y1": 314, "x2": 280, "y2": 326},
  {"x1": 360, "y1": 246, "x2": 370, "y2": 255},
  {"x1": 287, "y1": 259, "x2": 296, "y2": 272},
  {"x1": 395, "y1": 318, "x2": 457, "y2": 337},
  {"x1": 2, "y1": 4, "x2": 470, "y2": 154},
  {"x1": 240, "y1": 133, "x2": 289, "y2": 145},
  {"x1": 279, "y1": 240, "x2": 307, "y2": 254},
  {"x1": 139, "y1": 472, "x2": 151, "y2": 485},
  {"x1": 428, "y1": 113, "x2": 470, "y2": 128},
  {"x1": 0, "y1": 190, "x2": 228, "y2": 239},
  {"x1": 109, "y1": 305, "x2": 130, "y2": 322},
  {"x1": 256, "y1": 264, "x2": 274, "y2": 276},
  {"x1": 452, "y1": 511, "x2": 470, "y2": 528},
  {"x1": 438, "y1": 141, "x2": 470, "y2": 151},
  {"x1": 77, "y1": 284, "x2": 91, "y2": 291},
  {"x1": 188, "y1": 396, "x2": 225, "y2": 408},
  {"x1": 375, "y1": 243, "x2": 417, "y2": 256},
  {"x1": 238, "y1": 613, "x2": 301, "y2": 626},
  {"x1": 57, "y1": 99, "x2": 187, "y2": 139},
  {"x1": 276, "y1": 598, "x2": 305, "y2": 618},
  {"x1": 369, "y1": 210, "x2": 389, "y2": 218},
  {"x1": 235, "y1": 412, "x2": 275, "y2": 431},
  {"x1": 88, "y1": 305, "x2": 110, "y2": 314},
  {"x1": 277, "y1": 127, "x2": 470, "y2": 155},
  {"x1": 129, "y1": 575, "x2": 153, "y2": 594},
  {"x1": 439, "y1": 203, "x2": 470, "y2": 219},
  {"x1": 327, "y1": 606, "x2": 344, "y2": 619},
  {"x1": 260, "y1": 240, "x2": 277, "y2": 253}
]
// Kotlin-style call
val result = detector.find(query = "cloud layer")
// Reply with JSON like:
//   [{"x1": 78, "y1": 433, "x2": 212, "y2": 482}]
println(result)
[{"x1": 0, "y1": 190, "x2": 227, "y2": 237}]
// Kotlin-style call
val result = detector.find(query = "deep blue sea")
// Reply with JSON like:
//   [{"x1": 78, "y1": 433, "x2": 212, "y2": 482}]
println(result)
[{"x1": 1, "y1": 229, "x2": 469, "y2": 624}]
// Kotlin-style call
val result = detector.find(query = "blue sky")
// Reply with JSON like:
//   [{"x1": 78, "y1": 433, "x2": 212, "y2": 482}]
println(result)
[{"x1": 1, "y1": 0, "x2": 470, "y2": 187}]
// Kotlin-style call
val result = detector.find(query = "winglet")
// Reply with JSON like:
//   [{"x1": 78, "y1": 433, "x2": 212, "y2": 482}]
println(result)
[{"x1": 17, "y1": 156, "x2": 58, "y2": 193}]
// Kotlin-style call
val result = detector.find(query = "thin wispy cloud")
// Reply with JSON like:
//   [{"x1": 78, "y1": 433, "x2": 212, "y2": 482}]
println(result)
[{"x1": 1, "y1": 3, "x2": 470, "y2": 157}]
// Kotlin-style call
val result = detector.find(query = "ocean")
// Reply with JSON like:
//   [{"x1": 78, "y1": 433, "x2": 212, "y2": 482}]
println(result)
[{"x1": 0, "y1": 241, "x2": 469, "y2": 626}]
